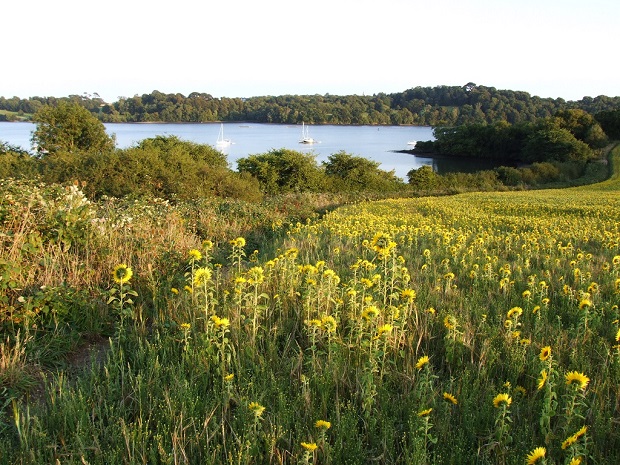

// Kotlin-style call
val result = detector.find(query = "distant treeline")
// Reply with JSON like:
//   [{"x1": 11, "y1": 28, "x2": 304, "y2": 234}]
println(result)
[{"x1": 2, "y1": 83, "x2": 620, "y2": 126}]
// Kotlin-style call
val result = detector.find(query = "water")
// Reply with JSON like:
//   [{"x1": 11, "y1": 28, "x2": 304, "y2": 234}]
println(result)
[{"x1": 0, "y1": 122, "x2": 437, "y2": 180}]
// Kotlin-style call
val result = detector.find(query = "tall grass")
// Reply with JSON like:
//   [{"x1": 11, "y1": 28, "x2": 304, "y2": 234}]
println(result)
[{"x1": 1, "y1": 147, "x2": 620, "y2": 464}]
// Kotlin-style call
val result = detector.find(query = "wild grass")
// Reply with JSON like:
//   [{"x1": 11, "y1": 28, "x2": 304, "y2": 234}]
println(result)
[{"x1": 1, "y1": 146, "x2": 620, "y2": 464}]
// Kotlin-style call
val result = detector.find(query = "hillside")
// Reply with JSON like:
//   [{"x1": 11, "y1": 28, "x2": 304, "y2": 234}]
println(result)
[{"x1": 1, "y1": 147, "x2": 619, "y2": 464}]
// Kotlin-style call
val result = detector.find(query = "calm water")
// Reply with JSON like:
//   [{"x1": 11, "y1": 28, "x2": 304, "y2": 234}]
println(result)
[{"x1": 1, "y1": 122, "x2": 440, "y2": 180}]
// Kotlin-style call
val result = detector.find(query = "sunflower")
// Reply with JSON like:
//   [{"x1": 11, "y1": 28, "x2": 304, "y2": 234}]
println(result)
[
  {"x1": 525, "y1": 446, "x2": 546, "y2": 464},
  {"x1": 568, "y1": 458, "x2": 582, "y2": 465},
  {"x1": 362, "y1": 305, "x2": 380, "y2": 320},
  {"x1": 562, "y1": 434, "x2": 577, "y2": 450},
  {"x1": 415, "y1": 355, "x2": 430, "y2": 370},
  {"x1": 248, "y1": 401, "x2": 265, "y2": 418},
  {"x1": 565, "y1": 371, "x2": 590, "y2": 390},
  {"x1": 246, "y1": 266, "x2": 265, "y2": 285},
  {"x1": 579, "y1": 299, "x2": 592, "y2": 310},
  {"x1": 188, "y1": 249, "x2": 202, "y2": 261},
  {"x1": 539, "y1": 346, "x2": 552, "y2": 361},
  {"x1": 193, "y1": 267, "x2": 212, "y2": 286},
  {"x1": 300, "y1": 442, "x2": 318, "y2": 452},
  {"x1": 371, "y1": 232, "x2": 396, "y2": 254},
  {"x1": 444, "y1": 315, "x2": 457, "y2": 331},
  {"x1": 443, "y1": 392, "x2": 458, "y2": 405},
  {"x1": 321, "y1": 315, "x2": 337, "y2": 333},
  {"x1": 211, "y1": 315, "x2": 230, "y2": 329},
  {"x1": 375, "y1": 324, "x2": 393, "y2": 338},
  {"x1": 315, "y1": 420, "x2": 331, "y2": 430},
  {"x1": 417, "y1": 408, "x2": 432, "y2": 417},
  {"x1": 112, "y1": 264, "x2": 133, "y2": 284},
  {"x1": 573, "y1": 425, "x2": 587, "y2": 440},
  {"x1": 305, "y1": 319, "x2": 322, "y2": 328},
  {"x1": 492, "y1": 393, "x2": 512, "y2": 408},
  {"x1": 507, "y1": 307, "x2": 523, "y2": 319},
  {"x1": 401, "y1": 289, "x2": 417, "y2": 302},
  {"x1": 537, "y1": 370, "x2": 548, "y2": 390},
  {"x1": 561, "y1": 426, "x2": 587, "y2": 451}
]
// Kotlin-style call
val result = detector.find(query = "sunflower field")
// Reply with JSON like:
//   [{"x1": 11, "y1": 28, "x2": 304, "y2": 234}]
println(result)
[{"x1": 1, "y1": 147, "x2": 620, "y2": 464}]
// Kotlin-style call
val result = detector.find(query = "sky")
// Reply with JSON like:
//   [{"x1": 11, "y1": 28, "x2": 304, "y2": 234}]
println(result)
[{"x1": 3, "y1": 0, "x2": 619, "y2": 103}]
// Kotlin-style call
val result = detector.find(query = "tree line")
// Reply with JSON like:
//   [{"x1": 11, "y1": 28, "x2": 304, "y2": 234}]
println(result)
[
  {"x1": 2, "y1": 103, "x2": 618, "y2": 203},
  {"x1": 2, "y1": 83, "x2": 620, "y2": 126}
]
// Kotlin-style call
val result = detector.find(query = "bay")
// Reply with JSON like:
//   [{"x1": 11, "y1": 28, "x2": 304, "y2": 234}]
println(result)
[{"x1": 0, "y1": 122, "x2": 437, "y2": 180}]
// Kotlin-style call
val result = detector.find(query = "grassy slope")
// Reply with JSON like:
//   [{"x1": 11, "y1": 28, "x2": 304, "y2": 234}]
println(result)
[{"x1": 1, "y1": 146, "x2": 619, "y2": 464}]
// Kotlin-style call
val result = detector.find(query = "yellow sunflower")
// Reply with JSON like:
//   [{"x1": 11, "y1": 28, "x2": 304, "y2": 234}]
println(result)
[
  {"x1": 579, "y1": 299, "x2": 592, "y2": 310},
  {"x1": 415, "y1": 355, "x2": 430, "y2": 370},
  {"x1": 248, "y1": 401, "x2": 265, "y2": 418},
  {"x1": 539, "y1": 346, "x2": 552, "y2": 361},
  {"x1": 300, "y1": 442, "x2": 318, "y2": 452},
  {"x1": 443, "y1": 392, "x2": 458, "y2": 405},
  {"x1": 193, "y1": 267, "x2": 212, "y2": 286},
  {"x1": 537, "y1": 370, "x2": 548, "y2": 390},
  {"x1": 375, "y1": 324, "x2": 393, "y2": 338},
  {"x1": 444, "y1": 315, "x2": 457, "y2": 331},
  {"x1": 315, "y1": 420, "x2": 331, "y2": 430},
  {"x1": 565, "y1": 371, "x2": 590, "y2": 390},
  {"x1": 507, "y1": 307, "x2": 523, "y2": 319},
  {"x1": 525, "y1": 446, "x2": 546, "y2": 464},
  {"x1": 112, "y1": 264, "x2": 133, "y2": 284},
  {"x1": 492, "y1": 393, "x2": 512, "y2": 408},
  {"x1": 417, "y1": 408, "x2": 432, "y2": 417},
  {"x1": 211, "y1": 315, "x2": 230, "y2": 329}
]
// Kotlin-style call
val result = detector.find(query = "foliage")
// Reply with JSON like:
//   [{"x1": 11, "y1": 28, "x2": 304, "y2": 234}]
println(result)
[
  {"x1": 596, "y1": 109, "x2": 620, "y2": 140},
  {"x1": 237, "y1": 149, "x2": 326, "y2": 195},
  {"x1": 0, "y1": 143, "x2": 38, "y2": 179},
  {"x1": 4, "y1": 84, "x2": 620, "y2": 126},
  {"x1": 31, "y1": 102, "x2": 116, "y2": 155},
  {"x1": 323, "y1": 151, "x2": 404, "y2": 192},
  {"x1": 522, "y1": 128, "x2": 594, "y2": 163}
]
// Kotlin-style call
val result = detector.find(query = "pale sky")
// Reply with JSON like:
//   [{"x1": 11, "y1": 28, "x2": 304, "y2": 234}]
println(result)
[{"x1": 3, "y1": 0, "x2": 619, "y2": 102}]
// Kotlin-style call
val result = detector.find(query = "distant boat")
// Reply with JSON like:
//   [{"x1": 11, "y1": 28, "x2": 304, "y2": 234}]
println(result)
[
  {"x1": 407, "y1": 140, "x2": 417, "y2": 147},
  {"x1": 216, "y1": 124, "x2": 231, "y2": 147},
  {"x1": 299, "y1": 122, "x2": 316, "y2": 144}
]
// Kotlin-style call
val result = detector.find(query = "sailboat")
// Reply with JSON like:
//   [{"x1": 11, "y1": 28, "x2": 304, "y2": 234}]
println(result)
[
  {"x1": 216, "y1": 123, "x2": 231, "y2": 147},
  {"x1": 299, "y1": 122, "x2": 316, "y2": 144}
]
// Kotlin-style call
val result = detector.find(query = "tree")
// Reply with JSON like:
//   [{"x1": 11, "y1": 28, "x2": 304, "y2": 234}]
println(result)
[
  {"x1": 407, "y1": 165, "x2": 439, "y2": 190},
  {"x1": 552, "y1": 109, "x2": 608, "y2": 148},
  {"x1": 323, "y1": 151, "x2": 403, "y2": 192},
  {"x1": 595, "y1": 109, "x2": 620, "y2": 139},
  {"x1": 32, "y1": 102, "x2": 115, "y2": 155},
  {"x1": 0, "y1": 141, "x2": 38, "y2": 179},
  {"x1": 522, "y1": 128, "x2": 593, "y2": 163},
  {"x1": 237, "y1": 149, "x2": 325, "y2": 195}
]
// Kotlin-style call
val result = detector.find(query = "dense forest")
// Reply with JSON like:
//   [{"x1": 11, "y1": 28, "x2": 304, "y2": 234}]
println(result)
[{"x1": 2, "y1": 83, "x2": 620, "y2": 126}]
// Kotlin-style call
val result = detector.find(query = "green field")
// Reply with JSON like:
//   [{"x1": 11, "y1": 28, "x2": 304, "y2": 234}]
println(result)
[{"x1": 1, "y1": 147, "x2": 620, "y2": 464}]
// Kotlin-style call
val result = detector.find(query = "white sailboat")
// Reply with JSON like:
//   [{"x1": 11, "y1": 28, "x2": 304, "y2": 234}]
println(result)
[
  {"x1": 216, "y1": 123, "x2": 231, "y2": 147},
  {"x1": 299, "y1": 122, "x2": 316, "y2": 144}
]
